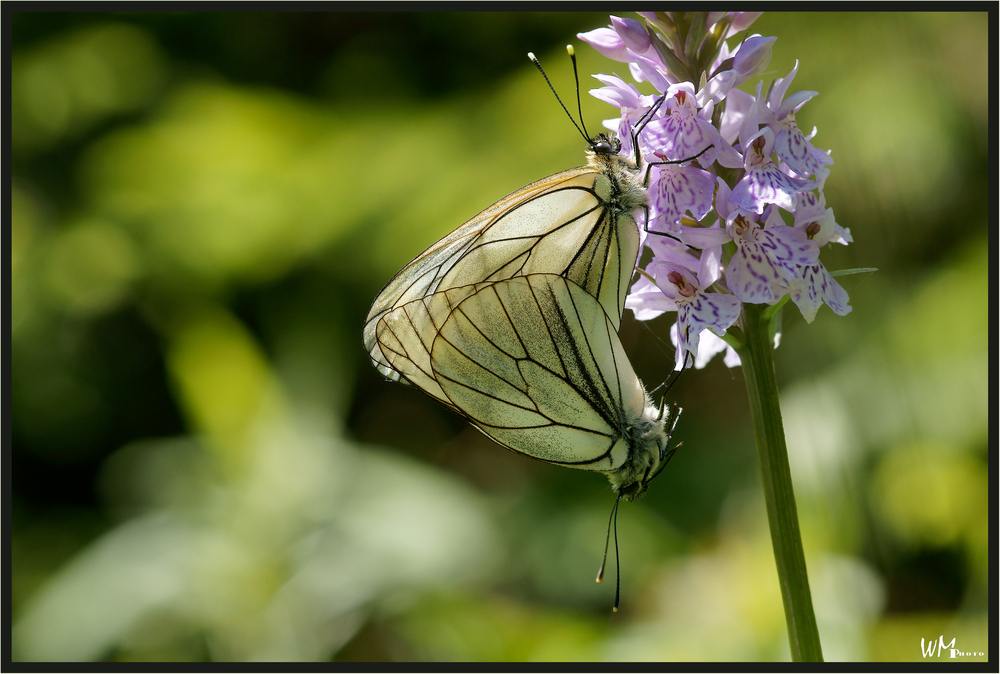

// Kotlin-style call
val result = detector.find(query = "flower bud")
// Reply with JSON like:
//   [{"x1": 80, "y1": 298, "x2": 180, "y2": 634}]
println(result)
[
  {"x1": 729, "y1": 12, "x2": 763, "y2": 33},
  {"x1": 733, "y1": 35, "x2": 776, "y2": 84},
  {"x1": 577, "y1": 27, "x2": 630, "y2": 62},
  {"x1": 611, "y1": 16, "x2": 650, "y2": 54}
]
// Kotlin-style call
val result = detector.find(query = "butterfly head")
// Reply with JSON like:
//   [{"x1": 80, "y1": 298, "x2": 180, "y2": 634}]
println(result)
[
  {"x1": 590, "y1": 133, "x2": 622, "y2": 157},
  {"x1": 609, "y1": 401, "x2": 682, "y2": 502}
]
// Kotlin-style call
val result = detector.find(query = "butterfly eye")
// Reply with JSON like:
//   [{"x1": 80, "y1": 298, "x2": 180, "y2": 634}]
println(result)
[{"x1": 591, "y1": 134, "x2": 621, "y2": 156}]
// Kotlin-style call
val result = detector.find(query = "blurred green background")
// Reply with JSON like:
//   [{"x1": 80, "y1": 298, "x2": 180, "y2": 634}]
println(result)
[{"x1": 9, "y1": 11, "x2": 989, "y2": 662}]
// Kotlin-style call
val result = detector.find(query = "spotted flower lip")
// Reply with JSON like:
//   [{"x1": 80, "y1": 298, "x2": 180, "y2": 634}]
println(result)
[
  {"x1": 724, "y1": 210, "x2": 819, "y2": 304},
  {"x1": 787, "y1": 262, "x2": 852, "y2": 323},
  {"x1": 579, "y1": 12, "x2": 853, "y2": 369},
  {"x1": 649, "y1": 261, "x2": 742, "y2": 371},
  {"x1": 643, "y1": 83, "x2": 723, "y2": 165},
  {"x1": 729, "y1": 127, "x2": 815, "y2": 214},
  {"x1": 646, "y1": 163, "x2": 716, "y2": 233},
  {"x1": 754, "y1": 64, "x2": 834, "y2": 180}
]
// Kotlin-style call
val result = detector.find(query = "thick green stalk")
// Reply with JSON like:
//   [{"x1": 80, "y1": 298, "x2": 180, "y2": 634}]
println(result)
[{"x1": 738, "y1": 303, "x2": 823, "y2": 662}]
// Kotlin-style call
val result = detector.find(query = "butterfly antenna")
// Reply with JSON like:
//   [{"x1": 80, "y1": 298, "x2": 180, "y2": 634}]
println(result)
[
  {"x1": 566, "y1": 45, "x2": 591, "y2": 140},
  {"x1": 596, "y1": 494, "x2": 616, "y2": 584},
  {"x1": 596, "y1": 493, "x2": 623, "y2": 612},
  {"x1": 612, "y1": 496, "x2": 622, "y2": 612},
  {"x1": 528, "y1": 50, "x2": 590, "y2": 145}
]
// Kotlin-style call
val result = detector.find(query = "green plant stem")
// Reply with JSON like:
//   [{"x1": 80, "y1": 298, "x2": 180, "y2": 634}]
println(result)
[{"x1": 738, "y1": 303, "x2": 824, "y2": 662}]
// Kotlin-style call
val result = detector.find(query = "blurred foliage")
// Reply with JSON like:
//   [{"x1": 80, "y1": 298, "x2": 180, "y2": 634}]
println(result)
[{"x1": 9, "y1": 10, "x2": 990, "y2": 663}]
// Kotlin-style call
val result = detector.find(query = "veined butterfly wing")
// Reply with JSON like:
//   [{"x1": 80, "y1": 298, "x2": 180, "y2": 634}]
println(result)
[
  {"x1": 374, "y1": 281, "x2": 490, "y2": 411},
  {"x1": 430, "y1": 274, "x2": 677, "y2": 500},
  {"x1": 364, "y1": 143, "x2": 647, "y2": 384}
]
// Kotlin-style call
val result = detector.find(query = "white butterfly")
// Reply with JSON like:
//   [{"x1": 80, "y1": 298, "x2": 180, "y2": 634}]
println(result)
[
  {"x1": 424, "y1": 274, "x2": 678, "y2": 500},
  {"x1": 365, "y1": 52, "x2": 688, "y2": 497},
  {"x1": 364, "y1": 131, "x2": 648, "y2": 387}
]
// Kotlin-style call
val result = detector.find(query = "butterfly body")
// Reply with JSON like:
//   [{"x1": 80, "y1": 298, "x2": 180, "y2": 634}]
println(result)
[{"x1": 584, "y1": 137, "x2": 648, "y2": 221}]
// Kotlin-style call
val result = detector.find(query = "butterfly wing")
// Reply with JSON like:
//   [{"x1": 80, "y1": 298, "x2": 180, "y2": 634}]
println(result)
[
  {"x1": 365, "y1": 163, "x2": 641, "y2": 382},
  {"x1": 373, "y1": 282, "x2": 487, "y2": 411},
  {"x1": 429, "y1": 274, "x2": 650, "y2": 473}
]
